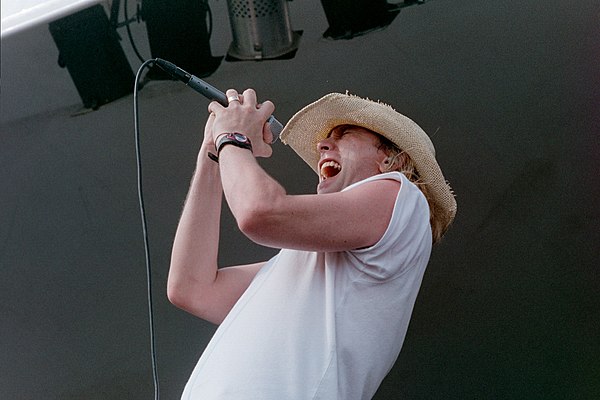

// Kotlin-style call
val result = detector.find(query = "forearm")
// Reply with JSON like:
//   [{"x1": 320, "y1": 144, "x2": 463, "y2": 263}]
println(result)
[
  {"x1": 206, "y1": 88, "x2": 287, "y2": 246},
  {"x1": 217, "y1": 145, "x2": 287, "y2": 239},
  {"x1": 168, "y1": 145, "x2": 223, "y2": 306}
]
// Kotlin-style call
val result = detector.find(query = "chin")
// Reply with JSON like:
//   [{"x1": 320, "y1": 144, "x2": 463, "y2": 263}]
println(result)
[
  {"x1": 317, "y1": 181, "x2": 329, "y2": 194},
  {"x1": 317, "y1": 178, "x2": 340, "y2": 194}
]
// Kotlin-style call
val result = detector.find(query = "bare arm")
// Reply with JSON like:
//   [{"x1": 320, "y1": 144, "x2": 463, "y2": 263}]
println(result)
[
  {"x1": 209, "y1": 90, "x2": 400, "y2": 253},
  {"x1": 221, "y1": 149, "x2": 399, "y2": 251},
  {"x1": 167, "y1": 115, "x2": 264, "y2": 325},
  {"x1": 170, "y1": 88, "x2": 398, "y2": 324}
]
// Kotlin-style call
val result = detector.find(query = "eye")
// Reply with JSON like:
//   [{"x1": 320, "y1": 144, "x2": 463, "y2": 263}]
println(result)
[{"x1": 328, "y1": 128, "x2": 344, "y2": 140}]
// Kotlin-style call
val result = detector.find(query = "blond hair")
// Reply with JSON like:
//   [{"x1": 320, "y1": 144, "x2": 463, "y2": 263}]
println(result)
[{"x1": 377, "y1": 135, "x2": 445, "y2": 244}]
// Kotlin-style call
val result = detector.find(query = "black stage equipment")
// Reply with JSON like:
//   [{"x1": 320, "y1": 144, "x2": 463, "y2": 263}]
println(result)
[
  {"x1": 319, "y1": 0, "x2": 402, "y2": 39},
  {"x1": 49, "y1": 4, "x2": 135, "y2": 110},
  {"x1": 141, "y1": 0, "x2": 221, "y2": 79}
]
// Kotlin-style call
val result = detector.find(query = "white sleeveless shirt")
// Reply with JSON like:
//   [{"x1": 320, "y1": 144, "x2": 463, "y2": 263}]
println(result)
[{"x1": 182, "y1": 172, "x2": 432, "y2": 399}]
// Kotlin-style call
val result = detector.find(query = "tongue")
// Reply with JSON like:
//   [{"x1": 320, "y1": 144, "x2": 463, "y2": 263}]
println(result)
[{"x1": 323, "y1": 165, "x2": 340, "y2": 179}]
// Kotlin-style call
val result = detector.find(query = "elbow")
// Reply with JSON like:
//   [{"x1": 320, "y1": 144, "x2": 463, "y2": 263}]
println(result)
[
  {"x1": 167, "y1": 275, "x2": 222, "y2": 324},
  {"x1": 166, "y1": 280, "x2": 188, "y2": 310},
  {"x1": 230, "y1": 186, "x2": 287, "y2": 244},
  {"x1": 235, "y1": 204, "x2": 275, "y2": 243},
  {"x1": 167, "y1": 273, "x2": 201, "y2": 313},
  {"x1": 236, "y1": 210, "x2": 261, "y2": 237}
]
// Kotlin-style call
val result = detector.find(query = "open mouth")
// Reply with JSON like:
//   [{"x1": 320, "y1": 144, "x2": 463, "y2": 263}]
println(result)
[{"x1": 320, "y1": 160, "x2": 341, "y2": 180}]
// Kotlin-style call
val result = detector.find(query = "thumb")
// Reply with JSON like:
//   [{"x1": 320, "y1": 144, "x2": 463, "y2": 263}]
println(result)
[{"x1": 254, "y1": 141, "x2": 273, "y2": 158}]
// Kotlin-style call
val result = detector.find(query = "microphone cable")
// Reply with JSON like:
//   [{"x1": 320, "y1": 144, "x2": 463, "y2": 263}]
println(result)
[
  {"x1": 134, "y1": 58, "x2": 160, "y2": 400},
  {"x1": 124, "y1": 0, "x2": 146, "y2": 63}
]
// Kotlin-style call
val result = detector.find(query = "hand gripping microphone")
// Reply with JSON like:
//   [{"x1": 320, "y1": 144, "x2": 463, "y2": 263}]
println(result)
[{"x1": 154, "y1": 58, "x2": 282, "y2": 143}]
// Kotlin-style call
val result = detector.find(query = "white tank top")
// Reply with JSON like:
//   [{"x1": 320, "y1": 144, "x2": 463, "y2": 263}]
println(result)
[{"x1": 182, "y1": 172, "x2": 432, "y2": 399}]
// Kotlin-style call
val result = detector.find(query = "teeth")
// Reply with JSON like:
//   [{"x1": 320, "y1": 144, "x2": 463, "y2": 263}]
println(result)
[{"x1": 320, "y1": 161, "x2": 341, "y2": 179}]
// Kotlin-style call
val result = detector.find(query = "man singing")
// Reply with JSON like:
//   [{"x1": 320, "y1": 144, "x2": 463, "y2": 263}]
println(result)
[{"x1": 168, "y1": 89, "x2": 456, "y2": 399}]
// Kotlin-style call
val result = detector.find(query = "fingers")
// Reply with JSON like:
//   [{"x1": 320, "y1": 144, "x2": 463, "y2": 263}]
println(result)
[
  {"x1": 242, "y1": 88, "x2": 257, "y2": 106},
  {"x1": 226, "y1": 89, "x2": 242, "y2": 105},
  {"x1": 258, "y1": 100, "x2": 275, "y2": 116},
  {"x1": 212, "y1": 88, "x2": 271, "y2": 111},
  {"x1": 207, "y1": 88, "x2": 243, "y2": 113},
  {"x1": 207, "y1": 100, "x2": 223, "y2": 114},
  {"x1": 207, "y1": 88, "x2": 275, "y2": 154},
  {"x1": 225, "y1": 88, "x2": 267, "y2": 109},
  {"x1": 202, "y1": 110, "x2": 217, "y2": 146},
  {"x1": 262, "y1": 122, "x2": 275, "y2": 146}
]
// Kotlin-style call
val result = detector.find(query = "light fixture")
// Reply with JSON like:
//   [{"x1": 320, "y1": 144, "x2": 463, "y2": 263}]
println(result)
[{"x1": 225, "y1": 0, "x2": 302, "y2": 61}]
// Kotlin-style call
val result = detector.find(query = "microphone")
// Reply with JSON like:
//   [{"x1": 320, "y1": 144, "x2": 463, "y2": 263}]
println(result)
[{"x1": 154, "y1": 58, "x2": 282, "y2": 143}]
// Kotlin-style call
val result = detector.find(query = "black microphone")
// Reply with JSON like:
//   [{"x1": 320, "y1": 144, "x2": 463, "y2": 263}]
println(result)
[{"x1": 154, "y1": 58, "x2": 282, "y2": 143}]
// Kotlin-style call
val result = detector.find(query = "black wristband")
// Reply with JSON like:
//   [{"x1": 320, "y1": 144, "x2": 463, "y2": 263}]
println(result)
[{"x1": 216, "y1": 133, "x2": 253, "y2": 155}]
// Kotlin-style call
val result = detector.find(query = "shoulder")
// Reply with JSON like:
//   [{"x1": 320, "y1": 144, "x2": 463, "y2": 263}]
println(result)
[{"x1": 343, "y1": 171, "x2": 405, "y2": 191}]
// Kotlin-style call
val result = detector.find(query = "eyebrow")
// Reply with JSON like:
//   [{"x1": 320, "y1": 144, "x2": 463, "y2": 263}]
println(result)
[
  {"x1": 328, "y1": 125, "x2": 353, "y2": 137},
  {"x1": 326, "y1": 126, "x2": 344, "y2": 138}
]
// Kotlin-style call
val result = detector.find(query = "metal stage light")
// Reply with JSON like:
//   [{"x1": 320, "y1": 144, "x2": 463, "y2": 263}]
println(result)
[
  {"x1": 319, "y1": 0, "x2": 405, "y2": 40},
  {"x1": 142, "y1": 0, "x2": 222, "y2": 78},
  {"x1": 225, "y1": 0, "x2": 302, "y2": 61},
  {"x1": 49, "y1": 4, "x2": 135, "y2": 110}
]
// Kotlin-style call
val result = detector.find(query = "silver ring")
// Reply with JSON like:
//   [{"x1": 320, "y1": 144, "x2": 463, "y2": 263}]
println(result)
[{"x1": 227, "y1": 95, "x2": 240, "y2": 103}]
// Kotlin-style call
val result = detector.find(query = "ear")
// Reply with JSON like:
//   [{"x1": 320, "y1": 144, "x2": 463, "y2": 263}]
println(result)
[{"x1": 377, "y1": 156, "x2": 392, "y2": 173}]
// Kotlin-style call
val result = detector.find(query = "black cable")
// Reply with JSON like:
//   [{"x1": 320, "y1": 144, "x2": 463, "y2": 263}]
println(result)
[
  {"x1": 124, "y1": 0, "x2": 146, "y2": 63},
  {"x1": 134, "y1": 58, "x2": 160, "y2": 400},
  {"x1": 202, "y1": 0, "x2": 213, "y2": 39}
]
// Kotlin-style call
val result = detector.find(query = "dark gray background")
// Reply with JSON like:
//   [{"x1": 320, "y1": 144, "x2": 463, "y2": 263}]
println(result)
[{"x1": 1, "y1": 0, "x2": 598, "y2": 398}]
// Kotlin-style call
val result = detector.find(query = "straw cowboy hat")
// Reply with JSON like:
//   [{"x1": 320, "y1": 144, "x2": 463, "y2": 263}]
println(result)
[{"x1": 280, "y1": 92, "x2": 456, "y2": 234}]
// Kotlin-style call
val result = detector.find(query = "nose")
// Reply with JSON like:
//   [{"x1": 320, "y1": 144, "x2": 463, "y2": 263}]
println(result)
[{"x1": 317, "y1": 137, "x2": 335, "y2": 153}]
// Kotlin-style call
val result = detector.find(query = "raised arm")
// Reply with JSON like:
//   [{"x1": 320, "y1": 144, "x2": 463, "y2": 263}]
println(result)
[
  {"x1": 167, "y1": 113, "x2": 264, "y2": 325},
  {"x1": 208, "y1": 89, "x2": 400, "y2": 253}
]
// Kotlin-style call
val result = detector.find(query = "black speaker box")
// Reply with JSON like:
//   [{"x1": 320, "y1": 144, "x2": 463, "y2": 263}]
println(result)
[
  {"x1": 320, "y1": 0, "x2": 401, "y2": 39},
  {"x1": 142, "y1": 0, "x2": 221, "y2": 79},
  {"x1": 49, "y1": 4, "x2": 134, "y2": 109}
]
